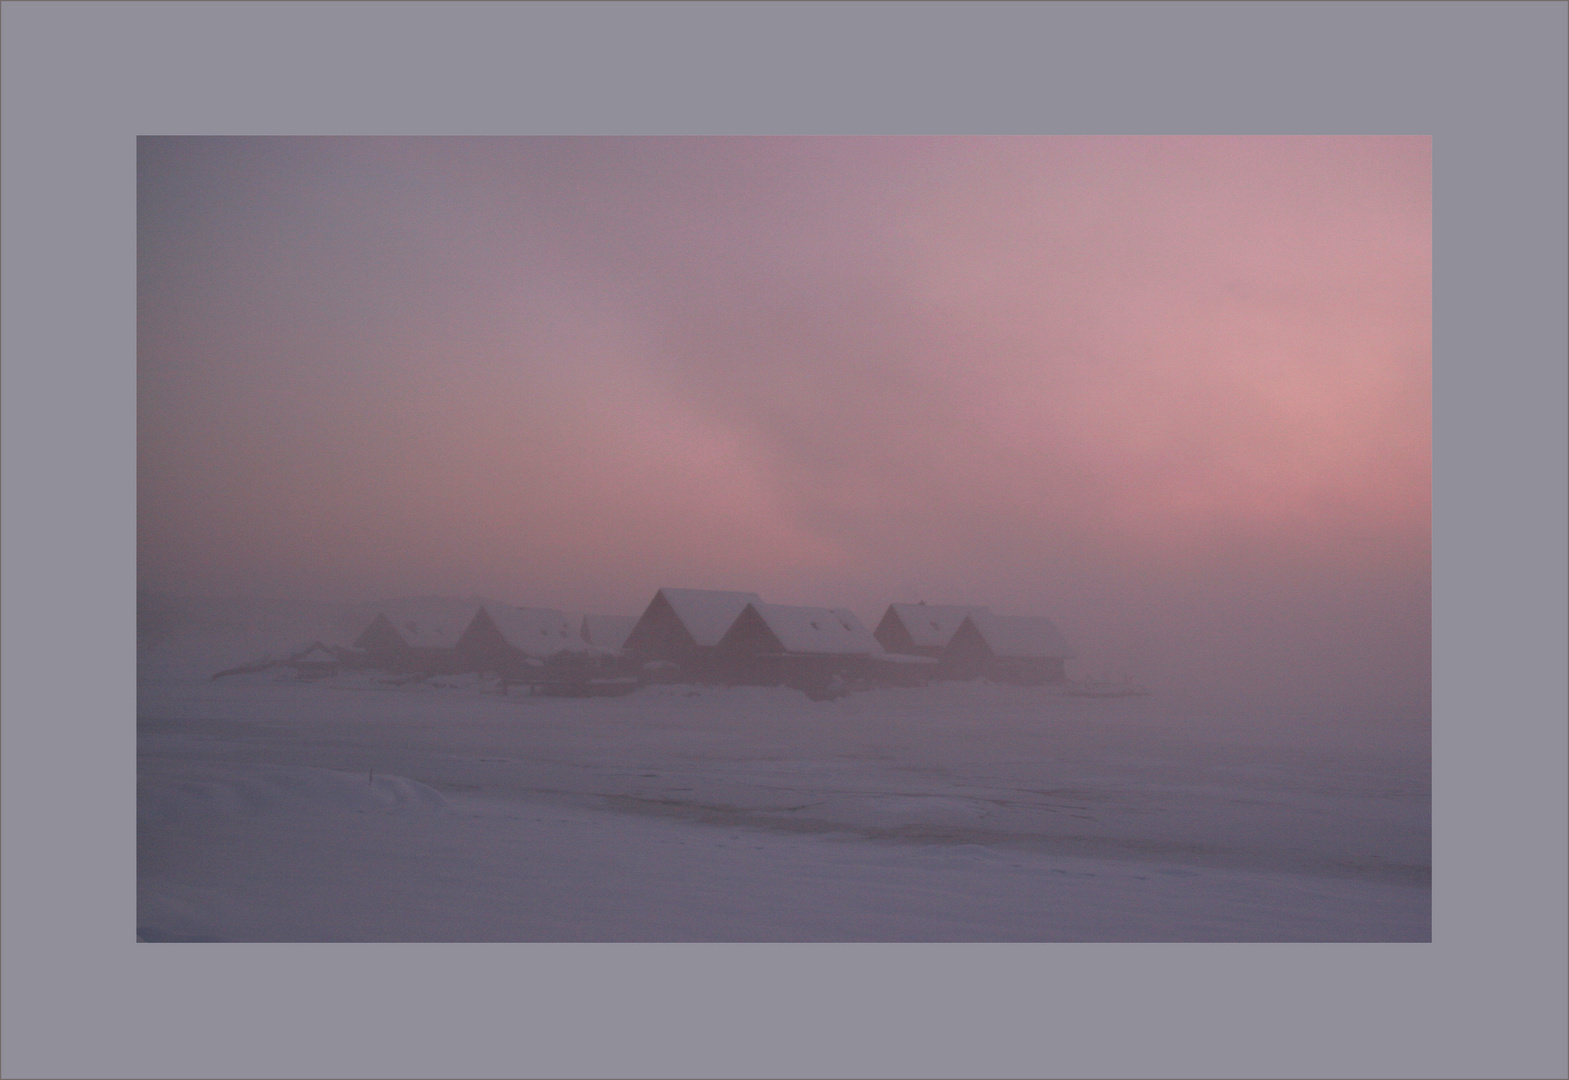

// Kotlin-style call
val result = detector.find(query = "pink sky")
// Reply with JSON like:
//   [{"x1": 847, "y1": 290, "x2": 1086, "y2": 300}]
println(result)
[{"x1": 138, "y1": 137, "x2": 1430, "y2": 716}]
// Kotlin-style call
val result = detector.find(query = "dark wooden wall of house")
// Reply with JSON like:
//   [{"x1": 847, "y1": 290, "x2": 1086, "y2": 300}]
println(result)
[
  {"x1": 454, "y1": 607, "x2": 512, "y2": 668},
  {"x1": 873, "y1": 608, "x2": 922, "y2": 655},
  {"x1": 623, "y1": 592, "x2": 700, "y2": 660},
  {"x1": 941, "y1": 621, "x2": 1067, "y2": 684},
  {"x1": 716, "y1": 606, "x2": 786, "y2": 656},
  {"x1": 355, "y1": 613, "x2": 407, "y2": 653},
  {"x1": 940, "y1": 618, "x2": 992, "y2": 678}
]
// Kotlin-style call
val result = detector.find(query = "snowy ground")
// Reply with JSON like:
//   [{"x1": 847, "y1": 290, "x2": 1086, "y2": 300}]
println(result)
[{"x1": 138, "y1": 656, "x2": 1430, "y2": 942}]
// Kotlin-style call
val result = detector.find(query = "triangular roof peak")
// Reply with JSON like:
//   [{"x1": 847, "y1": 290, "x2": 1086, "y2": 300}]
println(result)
[
  {"x1": 958, "y1": 612, "x2": 1073, "y2": 659},
  {"x1": 655, "y1": 588, "x2": 764, "y2": 647},
  {"x1": 293, "y1": 643, "x2": 338, "y2": 664},
  {"x1": 350, "y1": 597, "x2": 493, "y2": 649},
  {"x1": 731, "y1": 602, "x2": 883, "y2": 655},
  {"x1": 484, "y1": 604, "x2": 578, "y2": 656},
  {"x1": 885, "y1": 602, "x2": 991, "y2": 650}
]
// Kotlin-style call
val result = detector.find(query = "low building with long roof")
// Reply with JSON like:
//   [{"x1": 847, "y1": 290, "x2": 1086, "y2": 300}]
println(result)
[
  {"x1": 873, "y1": 602, "x2": 992, "y2": 658},
  {"x1": 344, "y1": 597, "x2": 497, "y2": 672},
  {"x1": 454, "y1": 604, "x2": 584, "y2": 674},
  {"x1": 716, "y1": 602, "x2": 907, "y2": 697},
  {"x1": 719, "y1": 602, "x2": 880, "y2": 656},
  {"x1": 623, "y1": 588, "x2": 765, "y2": 677},
  {"x1": 943, "y1": 611, "x2": 1074, "y2": 684}
]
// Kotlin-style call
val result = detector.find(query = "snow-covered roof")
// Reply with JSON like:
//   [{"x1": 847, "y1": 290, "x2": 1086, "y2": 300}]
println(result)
[
  {"x1": 486, "y1": 605, "x2": 579, "y2": 657},
  {"x1": 887, "y1": 603, "x2": 992, "y2": 649},
  {"x1": 351, "y1": 597, "x2": 493, "y2": 650},
  {"x1": 657, "y1": 588, "x2": 764, "y2": 647},
  {"x1": 580, "y1": 613, "x2": 639, "y2": 651},
  {"x1": 293, "y1": 644, "x2": 338, "y2": 664},
  {"x1": 963, "y1": 612, "x2": 1073, "y2": 659},
  {"x1": 742, "y1": 603, "x2": 885, "y2": 655}
]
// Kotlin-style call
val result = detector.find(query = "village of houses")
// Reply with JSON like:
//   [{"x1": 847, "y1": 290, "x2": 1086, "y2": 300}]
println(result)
[{"x1": 235, "y1": 588, "x2": 1107, "y2": 701}]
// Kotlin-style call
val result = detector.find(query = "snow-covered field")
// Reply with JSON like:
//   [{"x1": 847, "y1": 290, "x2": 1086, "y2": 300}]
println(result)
[{"x1": 138, "y1": 650, "x2": 1429, "y2": 943}]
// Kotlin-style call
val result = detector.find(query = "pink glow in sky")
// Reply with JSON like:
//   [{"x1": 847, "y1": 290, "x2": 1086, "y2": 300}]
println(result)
[{"x1": 138, "y1": 137, "x2": 1430, "y2": 716}]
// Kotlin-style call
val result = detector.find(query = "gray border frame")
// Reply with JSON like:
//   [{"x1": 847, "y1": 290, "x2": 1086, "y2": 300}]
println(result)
[{"x1": 4, "y1": 2, "x2": 1565, "y2": 1078}]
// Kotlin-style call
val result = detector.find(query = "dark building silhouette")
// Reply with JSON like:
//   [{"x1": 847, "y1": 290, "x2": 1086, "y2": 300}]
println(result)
[
  {"x1": 623, "y1": 588, "x2": 764, "y2": 678},
  {"x1": 943, "y1": 612, "x2": 1073, "y2": 684},
  {"x1": 873, "y1": 602, "x2": 992, "y2": 658}
]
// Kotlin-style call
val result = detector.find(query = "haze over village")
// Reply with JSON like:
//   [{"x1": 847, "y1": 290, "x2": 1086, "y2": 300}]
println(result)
[
  {"x1": 139, "y1": 135, "x2": 1431, "y2": 724},
  {"x1": 136, "y1": 135, "x2": 1431, "y2": 944},
  {"x1": 157, "y1": 587, "x2": 1085, "y2": 701}
]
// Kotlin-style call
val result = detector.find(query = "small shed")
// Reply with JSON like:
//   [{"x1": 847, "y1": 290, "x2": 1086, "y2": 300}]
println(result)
[{"x1": 943, "y1": 612, "x2": 1073, "y2": 684}]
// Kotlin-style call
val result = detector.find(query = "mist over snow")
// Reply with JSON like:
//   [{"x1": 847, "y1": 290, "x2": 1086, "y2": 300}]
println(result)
[
  {"x1": 138, "y1": 136, "x2": 1430, "y2": 729},
  {"x1": 139, "y1": 650, "x2": 1429, "y2": 943},
  {"x1": 136, "y1": 137, "x2": 1430, "y2": 942}
]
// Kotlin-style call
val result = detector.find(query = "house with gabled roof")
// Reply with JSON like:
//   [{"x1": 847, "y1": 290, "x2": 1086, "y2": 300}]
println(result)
[
  {"x1": 622, "y1": 588, "x2": 764, "y2": 674},
  {"x1": 719, "y1": 602, "x2": 882, "y2": 657},
  {"x1": 344, "y1": 597, "x2": 496, "y2": 673},
  {"x1": 716, "y1": 602, "x2": 915, "y2": 698},
  {"x1": 353, "y1": 613, "x2": 408, "y2": 655},
  {"x1": 453, "y1": 604, "x2": 583, "y2": 674},
  {"x1": 873, "y1": 602, "x2": 992, "y2": 658},
  {"x1": 943, "y1": 611, "x2": 1073, "y2": 685},
  {"x1": 348, "y1": 597, "x2": 483, "y2": 650}
]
